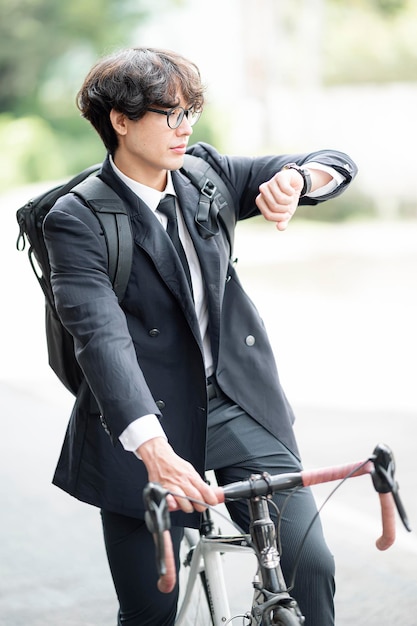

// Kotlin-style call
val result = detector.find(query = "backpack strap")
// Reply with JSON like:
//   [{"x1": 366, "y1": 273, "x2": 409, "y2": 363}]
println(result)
[
  {"x1": 182, "y1": 154, "x2": 236, "y2": 258},
  {"x1": 72, "y1": 176, "x2": 133, "y2": 302},
  {"x1": 71, "y1": 157, "x2": 235, "y2": 301}
]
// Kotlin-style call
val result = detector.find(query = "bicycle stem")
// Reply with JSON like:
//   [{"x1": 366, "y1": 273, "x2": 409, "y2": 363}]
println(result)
[{"x1": 248, "y1": 496, "x2": 288, "y2": 594}]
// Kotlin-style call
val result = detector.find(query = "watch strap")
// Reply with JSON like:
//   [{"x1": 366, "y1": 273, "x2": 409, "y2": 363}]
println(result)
[{"x1": 282, "y1": 163, "x2": 312, "y2": 196}]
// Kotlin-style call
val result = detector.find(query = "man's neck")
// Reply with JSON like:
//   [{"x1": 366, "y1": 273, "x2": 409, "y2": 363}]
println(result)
[
  {"x1": 111, "y1": 153, "x2": 168, "y2": 191},
  {"x1": 109, "y1": 155, "x2": 175, "y2": 212}
]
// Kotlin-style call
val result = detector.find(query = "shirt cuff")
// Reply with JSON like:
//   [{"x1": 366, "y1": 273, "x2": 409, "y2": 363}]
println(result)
[
  {"x1": 303, "y1": 162, "x2": 345, "y2": 198},
  {"x1": 119, "y1": 414, "x2": 167, "y2": 459}
]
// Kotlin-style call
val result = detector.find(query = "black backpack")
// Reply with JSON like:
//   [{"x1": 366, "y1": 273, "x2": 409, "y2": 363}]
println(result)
[{"x1": 16, "y1": 155, "x2": 236, "y2": 395}]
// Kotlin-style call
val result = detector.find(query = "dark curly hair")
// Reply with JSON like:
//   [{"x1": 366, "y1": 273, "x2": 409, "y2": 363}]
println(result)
[{"x1": 77, "y1": 47, "x2": 205, "y2": 154}]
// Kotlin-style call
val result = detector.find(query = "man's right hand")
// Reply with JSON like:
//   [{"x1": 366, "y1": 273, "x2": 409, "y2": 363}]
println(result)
[{"x1": 138, "y1": 437, "x2": 220, "y2": 513}]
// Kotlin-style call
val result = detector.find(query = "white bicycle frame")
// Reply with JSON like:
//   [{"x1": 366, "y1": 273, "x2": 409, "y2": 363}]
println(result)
[{"x1": 176, "y1": 527, "x2": 255, "y2": 626}]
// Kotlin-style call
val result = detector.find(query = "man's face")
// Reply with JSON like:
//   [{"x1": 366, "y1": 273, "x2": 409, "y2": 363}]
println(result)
[{"x1": 111, "y1": 93, "x2": 195, "y2": 190}]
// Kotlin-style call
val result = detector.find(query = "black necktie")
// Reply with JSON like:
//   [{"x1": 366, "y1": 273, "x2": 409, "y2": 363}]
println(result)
[{"x1": 157, "y1": 195, "x2": 193, "y2": 294}]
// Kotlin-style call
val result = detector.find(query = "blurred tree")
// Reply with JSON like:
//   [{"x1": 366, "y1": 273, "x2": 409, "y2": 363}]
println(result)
[
  {"x1": 0, "y1": 0, "x2": 187, "y2": 184},
  {"x1": 0, "y1": 0, "x2": 152, "y2": 114},
  {"x1": 355, "y1": 0, "x2": 407, "y2": 14}
]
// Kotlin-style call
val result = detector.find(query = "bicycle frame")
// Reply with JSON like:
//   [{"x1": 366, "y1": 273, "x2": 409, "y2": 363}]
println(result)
[
  {"x1": 177, "y1": 497, "x2": 303, "y2": 625},
  {"x1": 176, "y1": 524, "x2": 253, "y2": 625}
]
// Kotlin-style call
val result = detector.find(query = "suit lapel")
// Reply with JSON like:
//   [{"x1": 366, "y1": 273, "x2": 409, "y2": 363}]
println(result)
[{"x1": 99, "y1": 163, "x2": 200, "y2": 342}]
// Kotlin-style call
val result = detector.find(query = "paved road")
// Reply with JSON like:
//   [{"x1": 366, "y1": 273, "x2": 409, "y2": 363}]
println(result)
[{"x1": 2, "y1": 185, "x2": 416, "y2": 625}]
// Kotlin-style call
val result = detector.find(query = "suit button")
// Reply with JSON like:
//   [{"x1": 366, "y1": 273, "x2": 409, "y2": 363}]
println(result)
[
  {"x1": 245, "y1": 335, "x2": 256, "y2": 346},
  {"x1": 149, "y1": 328, "x2": 160, "y2": 337},
  {"x1": 156, "y1": 400, "x2": 165, "y2": 410}
]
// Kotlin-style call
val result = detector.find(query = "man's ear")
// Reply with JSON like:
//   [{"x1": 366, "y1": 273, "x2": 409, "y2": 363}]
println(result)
[{"x1": 110, "y1": 109, "x2": 128, "y2": 136}]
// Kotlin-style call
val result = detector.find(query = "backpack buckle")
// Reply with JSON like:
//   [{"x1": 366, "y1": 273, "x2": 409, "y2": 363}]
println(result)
[{"x1": 201, "y1": 179, "x2": 216, "y2": 199}]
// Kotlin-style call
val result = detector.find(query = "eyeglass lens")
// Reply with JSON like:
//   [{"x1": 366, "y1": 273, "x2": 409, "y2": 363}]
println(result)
[{"x1": 168, "y1": 107, "x2": 200, "y2": 128}]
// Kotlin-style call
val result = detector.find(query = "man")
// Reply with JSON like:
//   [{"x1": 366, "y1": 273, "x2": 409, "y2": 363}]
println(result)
[{"x1": 44, "y1": 47, "x2": 357, "y2": 625}]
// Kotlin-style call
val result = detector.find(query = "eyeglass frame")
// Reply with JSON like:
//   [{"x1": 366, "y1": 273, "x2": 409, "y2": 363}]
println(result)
[{"x1": 146, "y1": 105, "x2": 202, "y2": 129}]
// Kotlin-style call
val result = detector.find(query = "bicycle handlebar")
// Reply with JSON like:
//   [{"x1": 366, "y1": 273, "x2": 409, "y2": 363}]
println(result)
[{"x1": 143, "y1": 443, "x2": 411, "y2": 593}]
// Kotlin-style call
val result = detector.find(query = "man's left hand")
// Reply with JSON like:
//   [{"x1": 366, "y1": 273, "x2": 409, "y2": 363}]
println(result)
[{"x1": 255, "y1": 168, "x2": 304, "y2": 231}]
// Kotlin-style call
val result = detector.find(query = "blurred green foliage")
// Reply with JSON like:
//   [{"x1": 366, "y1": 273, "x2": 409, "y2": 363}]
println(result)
[
  {"x1": 325, "y1": 0, "x2": 417, "y2": 84},
  {"x1": 0, "y1": 114, "x2": 66, "y2": 185},
  {"x1": 0, "y1": 0, "x2": 224, "y2": 189},
  {"x1": 0, "y1": 0, "x2": 149, "y2": 114},
  {"x1": 0, "y1": 0, "x2": 152, "y2": 188}
]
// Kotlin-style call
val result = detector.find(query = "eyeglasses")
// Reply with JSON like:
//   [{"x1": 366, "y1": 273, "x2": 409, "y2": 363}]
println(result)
[{"x1": 146, "y1": 106, "x2": 201, "y2": 129}]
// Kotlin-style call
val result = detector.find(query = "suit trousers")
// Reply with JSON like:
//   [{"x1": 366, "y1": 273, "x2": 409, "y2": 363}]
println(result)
[{"x1": 101, "y1": 389, "x2": 335, "y2": 626}]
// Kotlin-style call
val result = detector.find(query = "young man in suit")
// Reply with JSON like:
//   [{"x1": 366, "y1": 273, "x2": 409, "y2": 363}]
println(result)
[{"x1": 44, "y1": 47, "x2": 357, "y2": 625}]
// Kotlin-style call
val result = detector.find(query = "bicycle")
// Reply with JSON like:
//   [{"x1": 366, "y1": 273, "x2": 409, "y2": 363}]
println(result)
[{"x1": 143, "y1": 443, "x2": 411, "y2": 625}]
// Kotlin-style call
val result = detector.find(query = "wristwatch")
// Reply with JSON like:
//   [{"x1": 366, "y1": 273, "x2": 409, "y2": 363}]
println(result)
[{"x1": 282, "y1": 163, "x2": 312, "y2": 197}]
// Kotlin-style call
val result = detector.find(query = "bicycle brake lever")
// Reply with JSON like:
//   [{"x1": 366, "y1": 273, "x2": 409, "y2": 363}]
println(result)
[
  {"x1": 371, "y1": 443, "x2": 411, "y2": 532},
  {"x1": 143, "y1": 483, "x2": 171, "y2": 576}
]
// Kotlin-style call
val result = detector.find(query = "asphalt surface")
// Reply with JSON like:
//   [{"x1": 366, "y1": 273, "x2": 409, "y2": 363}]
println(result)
[{"x1": 2, "y1": 184, "x2": 417, "y2": 625}]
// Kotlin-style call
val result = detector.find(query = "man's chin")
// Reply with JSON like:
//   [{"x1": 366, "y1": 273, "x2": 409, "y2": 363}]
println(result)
[{"x1": 166, "y1": 153, "x2": 185, "y2": 171}]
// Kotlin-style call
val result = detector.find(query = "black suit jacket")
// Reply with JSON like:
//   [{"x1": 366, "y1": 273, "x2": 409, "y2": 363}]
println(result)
[{"x1": 43, "y1": 142, "x2": 357, "y2": 524}]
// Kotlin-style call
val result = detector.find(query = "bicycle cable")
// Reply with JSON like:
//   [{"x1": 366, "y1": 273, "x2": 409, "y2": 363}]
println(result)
[
  {"x1": 168, "y1": 491, "x2": 249, "y2": 537},
  {"x1": 285, "y1": 458, "x2": 371, "y2": 592}
]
